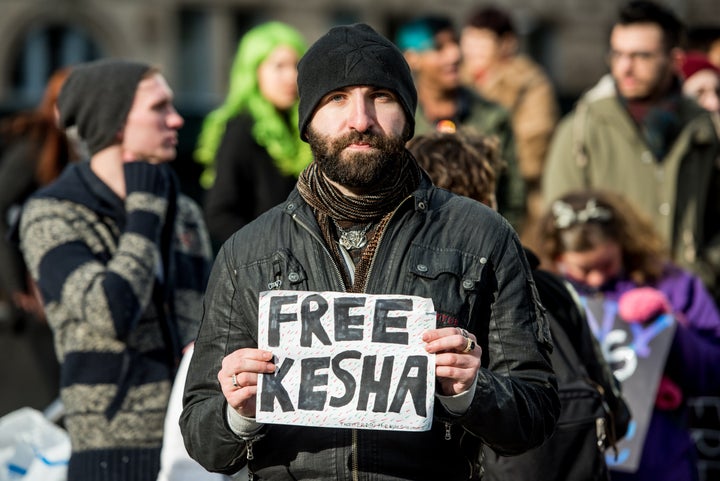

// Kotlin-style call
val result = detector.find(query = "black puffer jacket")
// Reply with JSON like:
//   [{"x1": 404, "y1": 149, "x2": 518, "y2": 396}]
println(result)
[{"x1": 181, "y1": 175, "x2": 560, "y2": 480}]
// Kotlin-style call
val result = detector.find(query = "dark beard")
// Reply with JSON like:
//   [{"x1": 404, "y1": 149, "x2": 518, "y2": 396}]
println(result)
[{"x1": 306, "y1": 127, "x2": 407, "y2": 189}]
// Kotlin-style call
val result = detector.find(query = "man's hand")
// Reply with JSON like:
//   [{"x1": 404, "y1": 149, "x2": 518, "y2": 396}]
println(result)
[
  {"x1": 218, "y1": 348, "x2": 275, "y2": 418},
  {"x1": 423, "y1": 327, "x2": 482, "y2": 396}
]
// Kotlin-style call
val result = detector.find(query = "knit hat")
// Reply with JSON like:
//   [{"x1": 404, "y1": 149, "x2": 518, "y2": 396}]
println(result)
[
  {"x1": 57, "y1": 59, "x2": 152, "y2": 155},
  {"x1": 297, "y1": 23, "x2": 417, "y2": 141},
  {"x1": 395, "y1": 16, "x2": 454, "y2": 52},
  {"x1": 680, "y1": 52, "x2": 720, "y2": 80}
]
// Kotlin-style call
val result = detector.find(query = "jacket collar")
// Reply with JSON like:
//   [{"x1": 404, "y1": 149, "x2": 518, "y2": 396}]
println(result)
[{"x1": 35, "y1": 160, "x2": 125, "y2": 221}]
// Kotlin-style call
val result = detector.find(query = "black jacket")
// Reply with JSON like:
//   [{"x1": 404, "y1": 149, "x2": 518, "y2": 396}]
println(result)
[{"x1": 181, "y1": 175, "x2": 560, "y2": 480}]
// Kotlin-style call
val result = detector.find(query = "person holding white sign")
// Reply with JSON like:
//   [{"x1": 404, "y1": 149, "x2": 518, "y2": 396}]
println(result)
[
  {"x1": 537, "y1": 189, "x2": 720, "y2": 481},
  {"x1": 181, "y1": 23, "x2": 559, "y2": 480}
]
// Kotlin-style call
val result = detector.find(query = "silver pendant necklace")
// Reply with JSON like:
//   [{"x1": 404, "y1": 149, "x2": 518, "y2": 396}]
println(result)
[{"x1": 333, "y1": 219, "x2": 373, "y2": 250}]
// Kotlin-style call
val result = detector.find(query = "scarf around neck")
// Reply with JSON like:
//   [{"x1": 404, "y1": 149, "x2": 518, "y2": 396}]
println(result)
[
  {"x1": 296, "y1": 150, "x2": 422, "y2": 291},
  {"x1": 620, "y1": 76, "x2": 684, "y2": 160}
]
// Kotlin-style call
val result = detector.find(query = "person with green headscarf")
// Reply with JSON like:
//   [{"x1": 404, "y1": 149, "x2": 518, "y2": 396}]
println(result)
[{"x1": 195, "y1": 21, "x2": 312, "y2": 248}]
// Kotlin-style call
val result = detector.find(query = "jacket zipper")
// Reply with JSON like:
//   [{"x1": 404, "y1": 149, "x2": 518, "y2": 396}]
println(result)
[
  {"x1": 354, "y1": 195, "x2": 415, "y2": 479},
  {"x1": 292, "y1": 198, "x2": 413, "y2": 480},
  {"x1": 291, "y1": 214, "x2": 346, "y2": 291},
  {"x1": 246, "y1": 438, "x2": 254, "y2": 481},
  {"x1": 352, "y1": 429, "x2": 359, "y2": 481}
]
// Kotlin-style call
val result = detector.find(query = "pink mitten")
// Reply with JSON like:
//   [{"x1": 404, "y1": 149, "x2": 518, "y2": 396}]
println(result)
[
  {"x1": 618, "y1": 287, "x2": 671, "y2": 324},
  {"x1": 655, "y1": 375, "x2": 683, "y2": 410}
]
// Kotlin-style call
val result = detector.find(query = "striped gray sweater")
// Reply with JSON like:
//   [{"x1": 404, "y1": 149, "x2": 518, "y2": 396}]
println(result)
[{"x1": 19, "y1": 162, "x2": 212, "y2": 481}]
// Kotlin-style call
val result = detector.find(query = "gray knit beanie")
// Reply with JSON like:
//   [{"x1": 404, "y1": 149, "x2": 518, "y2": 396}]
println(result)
[
  {"x1": 297, "y1": 23, "x2": 417, "y2": 141},
  {"x1": 57, "y1": 59, "x2": 152, "y2": 155}
]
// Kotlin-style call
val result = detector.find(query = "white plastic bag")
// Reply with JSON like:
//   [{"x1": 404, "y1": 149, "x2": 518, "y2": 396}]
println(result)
[{"x1": 0, "y1": 407, "x2": 69, "y2": 481}]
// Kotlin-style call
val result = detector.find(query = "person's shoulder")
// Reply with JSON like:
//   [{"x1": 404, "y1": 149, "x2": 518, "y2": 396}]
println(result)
[
  {"x1": 464, "y1": 86, "x2": 509, "y2": 114},
  {"x1": 177, "y1": 193, "x2": 210, "y2": 229},
  {"x1": 506, "y1": 54, "x2": 552, "y2": 84},
  {"x1": 428, "y1": 186, "x2": 511, "y2": 230},
  {"x1": 658, "y1": 263, "x2": 707, "y2": 292},
  {"x1": 226, "y1": 194, "x2": 294, "y2": 240},
  {"x1": 677, "y1": 98, "x2": 720, "y2": 145},
  {"x1": 30, "y1": 162, "x2": 84, "y2": 202},
  {"x1": 224, "y1": 113, "x2": 255, "y2": 133}
]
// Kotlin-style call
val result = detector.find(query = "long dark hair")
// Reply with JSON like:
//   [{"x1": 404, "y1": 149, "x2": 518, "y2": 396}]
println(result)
[{"x1": 0, "y1": 67, "x2": 75, "y2": 185}]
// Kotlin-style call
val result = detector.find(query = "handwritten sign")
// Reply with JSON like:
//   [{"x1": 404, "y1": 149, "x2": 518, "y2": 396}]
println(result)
[
  {"x1": 582, "y1": 296, "x2": 676, "y2": 473},
  {"x1": 256, "y1": 290, "x2": 436, "y2": 431}
]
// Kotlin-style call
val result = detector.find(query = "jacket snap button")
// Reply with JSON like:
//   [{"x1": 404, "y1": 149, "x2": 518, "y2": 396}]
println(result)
[
  {"x1": 418, "y1": 201, "x2": 426, "y2": 210},
  {"x1": 480, "y1": 257, "x2": 487, "y2": 264},
  {"x1": 288, "y1": 272, "x2": 300, "y2": 282},
  {"x1": 462, "y1": 279, "x2": 474, "y2": 289},
  {"x1": 417, "y1": 264, "x2": 428, "y2": 272}
]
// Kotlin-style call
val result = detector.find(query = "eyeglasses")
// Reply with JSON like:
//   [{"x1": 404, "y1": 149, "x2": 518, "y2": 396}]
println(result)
[{"x1": 606, "y1": 49, "x2": 665, "y2": 65}]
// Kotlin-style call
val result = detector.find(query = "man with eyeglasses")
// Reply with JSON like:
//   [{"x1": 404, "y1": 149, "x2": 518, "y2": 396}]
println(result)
[{"x1": 543, "y1": 0, "x2": 720, "y2": 308}]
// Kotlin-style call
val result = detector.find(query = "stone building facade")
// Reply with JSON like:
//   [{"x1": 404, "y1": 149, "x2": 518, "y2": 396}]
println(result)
[{"x1": 0, "y1": 0, "x2": 718, "y2": 112}]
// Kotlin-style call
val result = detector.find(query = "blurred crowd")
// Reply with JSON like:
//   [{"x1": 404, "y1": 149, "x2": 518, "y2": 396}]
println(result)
[{"x1": 1, "y1": 1, "x2": 720, "y2": 480}]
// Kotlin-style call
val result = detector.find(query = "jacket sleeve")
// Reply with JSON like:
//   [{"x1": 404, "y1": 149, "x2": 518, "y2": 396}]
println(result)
[
  {"x1": 19, "y1": 191, "x2": 163, "y2": 341},
  {"x1": 541, "y1": 112, "x2": 588, "y2": 207},
  {"x1": 495, "y1": 113, "x2": 526, "y2": 229},
  {"x1": 456, "y1": 229, "x2": 560, "y2": 455},
  {"x1": 665, "y1": 272, "x2": 720, "y2": 396},
  {"x1": 695, "y1": 147, "x2": 720, "y2": 304},
  {"x1": 180, "y1": 237, "x2": 255, "y2": 474},
  {"x1": 512, "y1": 76, "x2": 559, "y2": 183}
]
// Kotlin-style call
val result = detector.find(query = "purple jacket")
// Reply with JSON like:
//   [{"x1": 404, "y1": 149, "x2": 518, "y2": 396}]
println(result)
[{"x1": 571, "y1": 265, "x2": 720, "y2": 481}]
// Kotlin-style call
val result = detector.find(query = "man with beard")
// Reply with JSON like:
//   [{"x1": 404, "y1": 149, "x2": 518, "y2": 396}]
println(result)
[
  {"x1": 543, "y1": 0, "x2": 720, "y2": 305},
  {"x1": 180, "y1": 23, "x2": 559, "y2": 480}
]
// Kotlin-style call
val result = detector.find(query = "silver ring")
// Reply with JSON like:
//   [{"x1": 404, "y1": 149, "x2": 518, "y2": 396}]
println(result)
[
  {"x1": 231, "y1": 373, "x2": 239, "y2": 388},
  {"x1": 458, "y1": 328, "x2": 469, "y2": 339},
  {"x1": 462, "y1": 338, "x2": 475, "y2": 353}
]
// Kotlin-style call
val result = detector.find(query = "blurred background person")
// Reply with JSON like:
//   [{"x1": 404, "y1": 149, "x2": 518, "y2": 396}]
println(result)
[
  {"x1": 0, "y1": 67, "x2": 77, "y2": 417},
  {"x1": 460, "y1": 5, "x2": 559, "y2": 247},
  {"x1": 537, "y1": 189, "x2": 720, "y2": 481},
  {"x1": 687, "y1": 25, "x2": 720, "y2": 70},
  {"x1": 680, "y1": 51, "x2": 720, "y2": 118},
  {"x1": 542, "y1": 0, "x2": 720, "y2": 307},
  {"x1": 677, "y1": 50, "x2": 720, "y2": 481},
  {"x1": 0, "y1": 67, "x2": 77, "y2": 328},
  {"x1": 19, "y1": 59, "x2": 213, "y2": 481},
  {"x1": 408, "y1": 129, "x2": 629, "y2": 481},
  {"x1": 194, "y1": 21, "x2": 311, "y2": 250},
  {"x1": 395, "y1": 15, "x2": 525, "y2": 230}
]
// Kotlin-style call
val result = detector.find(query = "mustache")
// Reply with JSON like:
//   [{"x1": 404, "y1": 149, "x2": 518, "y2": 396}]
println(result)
[{"x1": 334, "y1": 130, "x2": 383, "y2": 149}]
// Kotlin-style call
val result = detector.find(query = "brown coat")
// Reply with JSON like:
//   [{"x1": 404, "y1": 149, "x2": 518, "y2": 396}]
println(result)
[{"x1": 469, "y1": 54, "x2": 559, "y2": 184}]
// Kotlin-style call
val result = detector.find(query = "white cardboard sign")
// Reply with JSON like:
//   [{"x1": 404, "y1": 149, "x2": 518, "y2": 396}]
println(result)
[{"x1": 256, "y1": 290, "x2": 436, "y2": 431}]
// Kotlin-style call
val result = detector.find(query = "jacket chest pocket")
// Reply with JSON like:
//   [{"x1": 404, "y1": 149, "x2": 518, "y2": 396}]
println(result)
[
  {"x1": 260, "y1": 248, "x2": 309, "y2": 292},
  {"x1": 403, "y1": 244, "x2": 487, "y2": 328}
]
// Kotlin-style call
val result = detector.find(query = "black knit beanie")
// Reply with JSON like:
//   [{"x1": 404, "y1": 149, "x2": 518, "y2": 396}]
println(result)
[
  {"x1": 297, "y1": 23, "x2": 417, "y2": 142},
  {"x1": 57, "y1": 59, "x2": 152, "y2": 155}
]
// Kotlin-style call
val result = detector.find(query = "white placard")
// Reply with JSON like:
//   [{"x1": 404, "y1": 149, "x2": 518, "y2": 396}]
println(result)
[{"x1": 256, "y1": 290, "x2": 436, "y2": 431}]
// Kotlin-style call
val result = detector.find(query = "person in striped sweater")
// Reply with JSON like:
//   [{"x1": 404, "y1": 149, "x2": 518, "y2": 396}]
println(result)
[{"x1": 18, "y1": 59, "x2": 213, "y2": 481}]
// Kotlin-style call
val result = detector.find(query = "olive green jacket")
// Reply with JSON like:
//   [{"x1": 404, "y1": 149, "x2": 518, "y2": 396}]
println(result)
[
  {"x1": 415, "y1": 87, "x2": 525, "y2": 229},
  {"x1": 543, "y1": 75, "x2": 720, "y2": 301}
]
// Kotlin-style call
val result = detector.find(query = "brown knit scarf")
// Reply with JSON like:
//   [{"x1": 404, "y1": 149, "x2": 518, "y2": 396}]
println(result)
[{"x1": 297, "y1": 150, "x2": 422, "y2": 292}]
